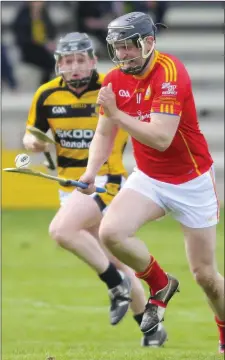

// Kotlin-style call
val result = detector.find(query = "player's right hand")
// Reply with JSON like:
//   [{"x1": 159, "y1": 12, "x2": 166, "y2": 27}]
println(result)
[
  {"x1": 23, "y1": 133, "x2": 49, "y2": 153},
  {"x1": 77, "y1": 172, "x2": 96, "y2": 194}
]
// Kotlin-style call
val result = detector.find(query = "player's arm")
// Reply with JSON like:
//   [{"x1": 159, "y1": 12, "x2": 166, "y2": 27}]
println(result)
[
  {"x1": 86, "y1": 111, "x2": 118, "y2": 176},
  {"x1": 23, "y1": 87, "x2": 50, "y2": 152},
  {"x1": 100, "y1": 67, "x2": 186, "y2": 151},
  {"x1": 78, "y1": 111, "x2": 118, "y2": 193},
  {"x1": 78, "y1": 72, "x2": 120, "y2": 193},
  {"x1": 110, "y1": 111, "x2": 180, "y2": 151},
  {"x1": 23, "y1": 133, "x2": 49, "y2": 153}
]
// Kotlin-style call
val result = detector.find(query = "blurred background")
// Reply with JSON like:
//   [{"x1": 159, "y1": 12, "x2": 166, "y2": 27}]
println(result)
[
  {"x1": 2, "y1": 4, "x2": 224, "y2": 358},
  {"x1": 2, "y1": 1, "x2": 224, "y2": 208}
]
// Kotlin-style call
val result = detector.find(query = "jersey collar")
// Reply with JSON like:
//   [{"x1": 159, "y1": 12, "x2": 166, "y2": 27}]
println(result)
[
  {"x1": 60, "y1": 71, "x2": 101, "y2": 98},
  {"x1": 133, "y1": 50, "x2": 159, "y2": 80}
]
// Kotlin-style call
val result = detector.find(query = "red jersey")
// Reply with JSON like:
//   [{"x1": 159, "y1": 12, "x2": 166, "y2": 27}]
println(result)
[{"x1": 101, "y1": 50, "x2": 213, "y2": 184}]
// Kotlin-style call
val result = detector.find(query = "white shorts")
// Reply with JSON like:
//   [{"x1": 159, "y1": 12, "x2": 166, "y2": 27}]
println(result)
[
  {"x1": 123, "y1": 167, "x2": 220, "y2": 228},
  {"x1": 59, "y1": 175, "x2": 126, "y2": 213}
]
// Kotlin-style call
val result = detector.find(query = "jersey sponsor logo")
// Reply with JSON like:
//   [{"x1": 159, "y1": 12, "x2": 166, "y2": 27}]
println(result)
[
  {"x1": 162, "y1": 82, "x2": 171, "y2": 89},
  {"x1": 136, "y1": 111, "x2": 151, "y2": 122},
  {"x1": 55, "y1": 128, "x2": 94, "y2": 149},
  {"x1": 70, "y1": 103, "x2": 98, "y2": 117},
  {"x1": 119, "y1": 89, "x2": 130, "y2": 97},
  {"x1": 52, "y1": 106, "x2": 67, "y2": 114},
  {"x1": 161, "y1": 82, "x2": 177, "y2": 96},
  {"x1": 71, "y1": 103, "x2": 87, "y2": 108}
]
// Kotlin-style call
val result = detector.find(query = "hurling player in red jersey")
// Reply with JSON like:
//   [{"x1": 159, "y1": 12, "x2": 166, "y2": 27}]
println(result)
[{"x1": 79, "y1": 12, "x2": 224, "y2": 353}]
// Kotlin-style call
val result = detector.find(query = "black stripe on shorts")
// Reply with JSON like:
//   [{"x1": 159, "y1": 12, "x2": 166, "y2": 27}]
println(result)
[{"x1": 93, "y1": 194, "x2": 107, "y2": 212}]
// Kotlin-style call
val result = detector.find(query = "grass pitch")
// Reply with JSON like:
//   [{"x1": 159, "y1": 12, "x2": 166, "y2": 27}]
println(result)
[{"x1": 2, "y1": 209, "x2": 224, "y2": 360}]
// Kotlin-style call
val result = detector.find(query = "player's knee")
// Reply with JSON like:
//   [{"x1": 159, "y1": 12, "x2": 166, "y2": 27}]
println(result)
[
  {"x1": 49, "y1": 222, "x2": 69, "y2": 248},
  {"x1": 99, "y1": 223, "x2": 121, "y2": 249},
  {"x1": 192, "y1": 265, "x2": 217, "y2": 292}
]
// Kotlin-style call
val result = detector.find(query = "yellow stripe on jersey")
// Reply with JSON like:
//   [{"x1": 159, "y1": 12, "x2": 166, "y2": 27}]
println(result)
[
  {"x1": 157, "y1": 56, "x2": 176, "y2": 82},
  {"x1": 157, "y1": 59, "x2": 169, "y2": 82},
  {"x1": 179, "y1": 130, "x2": 201, "y2": 176},
  {"x1": 159, "y1": 55, "x2": 177, "y2": 82},
  {"x1": 160, "y1": 104, "x2": 164, "y2": 112},
  {"x1": 156, "y1": 103, "x2": 174, "y2": 115}
]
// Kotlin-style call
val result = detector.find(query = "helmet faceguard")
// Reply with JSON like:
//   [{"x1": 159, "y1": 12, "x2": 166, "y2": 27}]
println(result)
[
  {"x1": 107, "y1": 32, "x2": 155, "y2": 75},
  {"x1": 54, "y1": 32, "x2": 96, "y2": 88},
  {"x1": 106, "y1": 12, "x2": 166, "y2": 75}
]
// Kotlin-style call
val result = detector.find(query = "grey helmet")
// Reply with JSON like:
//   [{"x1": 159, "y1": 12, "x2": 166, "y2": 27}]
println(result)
[
  {"x1": 54, "y1": 32, "x2": 95, "y2": 88},
  {"x1": 106, "y1": 12, "x2": 166, "y2": 75}
]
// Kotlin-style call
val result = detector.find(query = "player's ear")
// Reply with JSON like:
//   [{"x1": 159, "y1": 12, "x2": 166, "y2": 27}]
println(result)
[
  {"x1": 107, "y1": 82, "x2": 112, "y2": 89},
  {"x1": 145, "y1": 36, "x2": 154, "y2": 49},
  {"x1": 90, "y1": 56, "x2": 98, "y2": 70},
  {"x1": 93, "y1": 55, "x2": 98, "y2": 65}
]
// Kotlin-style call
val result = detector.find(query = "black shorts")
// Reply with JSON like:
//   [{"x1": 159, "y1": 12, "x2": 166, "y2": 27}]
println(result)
[{"x1": 93, "y1": 175, "x2": 125, "y2": 212}]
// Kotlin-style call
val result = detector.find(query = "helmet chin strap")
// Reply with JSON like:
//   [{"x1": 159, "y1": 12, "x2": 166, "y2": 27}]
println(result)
[
  {"x1": 140, "y1": 39, "x2": 155, "y2": 59},
  {"x1": 60, "y1": 63, "x2": 97, "y2": 89},
  {"x1": 136, "y1": 40, "x2": 155, "y2": 74},
  {"x1": 66, "y1": 76, "x2": 91, "y2": 88}
]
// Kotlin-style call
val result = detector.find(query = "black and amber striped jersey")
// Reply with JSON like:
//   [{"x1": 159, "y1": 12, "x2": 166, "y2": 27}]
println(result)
[{"x1": 26, "y1": 71, "x2": 128, "y2": 190}]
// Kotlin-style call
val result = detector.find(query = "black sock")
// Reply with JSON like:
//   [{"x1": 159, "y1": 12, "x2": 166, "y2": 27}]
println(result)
[
  {"x1": 133, "y1": 313, "x2": 144, "y2": 326},
  {"x1": 99, "y1": 262, "x2": 122, "y2": 289}
]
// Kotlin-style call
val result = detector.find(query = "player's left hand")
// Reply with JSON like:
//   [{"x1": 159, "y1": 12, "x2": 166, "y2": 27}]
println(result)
[
  {"x1": 77, "y1": 171, "x2": 96, "y2": 195},
  {"x1": 97, "y1": 83, "x2": 118, "y2": 118}
]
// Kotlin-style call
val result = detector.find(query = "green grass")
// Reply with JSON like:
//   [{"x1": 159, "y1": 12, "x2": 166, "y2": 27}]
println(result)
[{"x1": 2, "y1": 209, "x2": 224, "y2": 360}]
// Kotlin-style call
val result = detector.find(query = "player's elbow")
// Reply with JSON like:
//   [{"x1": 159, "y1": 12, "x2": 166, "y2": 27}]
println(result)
[
  {"x1": 156, "y1": 142, "x2": 170, "y2": 152},
  {"x1": 23, "y1": 133, "x2": 47, "y2": 152},
  {"x1": 154, "y1": 136, "x2": 173, "y2": 152}
]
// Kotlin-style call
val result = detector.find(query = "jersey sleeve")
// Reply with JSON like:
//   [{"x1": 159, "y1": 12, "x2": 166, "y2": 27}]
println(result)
[
  {"x1": 26, "y1": 86, "x2": 50, "y2": 133},
  {"x1": 151, "y1": 60, "x2": 190, "y2": 117}
]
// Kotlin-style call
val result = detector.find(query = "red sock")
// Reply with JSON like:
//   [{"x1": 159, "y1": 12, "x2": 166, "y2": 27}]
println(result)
[
  {"x1": 136, "y1": 256, "x2": 168, "y2": 307},
  {"x1": 215, "y1": 316, "x2": 225, "y2": 344}
]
